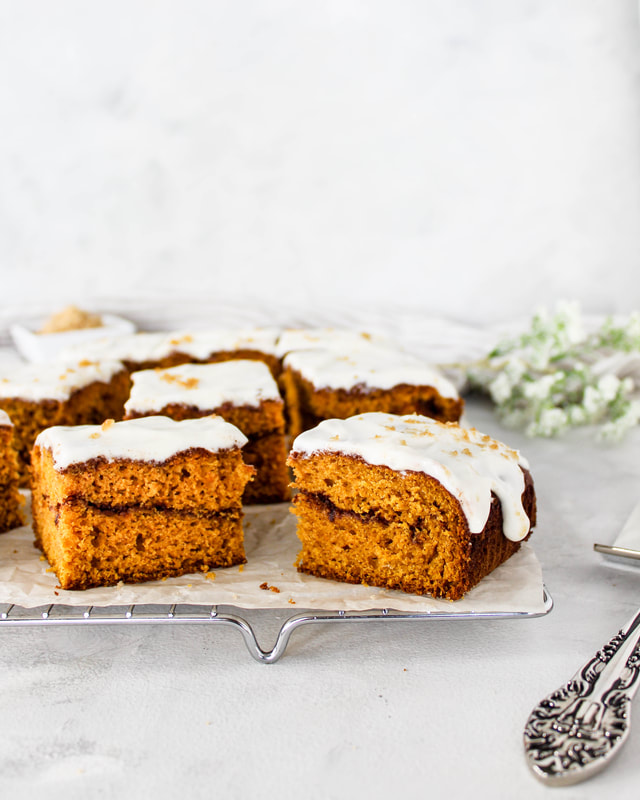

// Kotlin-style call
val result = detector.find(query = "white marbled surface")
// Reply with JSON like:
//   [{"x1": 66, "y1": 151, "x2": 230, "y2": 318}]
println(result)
[{"x1": 0, "y1": 1, "x2": 639, "y2": 323}]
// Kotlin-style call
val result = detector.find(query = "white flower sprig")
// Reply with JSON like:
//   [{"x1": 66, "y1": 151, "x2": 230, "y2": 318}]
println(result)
[{"x1": 467, "y1": 302, "x2": 640, "y2": 440}]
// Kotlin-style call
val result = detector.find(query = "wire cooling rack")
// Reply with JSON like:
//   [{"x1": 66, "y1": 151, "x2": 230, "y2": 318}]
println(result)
[{"x1": 0, "y1": 588, "x2": 553, "y2": 663}]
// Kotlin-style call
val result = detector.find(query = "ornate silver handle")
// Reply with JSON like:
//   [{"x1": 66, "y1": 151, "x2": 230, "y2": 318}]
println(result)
[{"x1": 524, "y1": 607, "x2": 640, "y2": 786}]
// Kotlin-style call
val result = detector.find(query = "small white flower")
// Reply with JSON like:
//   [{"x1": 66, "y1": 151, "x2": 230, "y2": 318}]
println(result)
[
  {"x1": 528, "y1": 343, "x2": 553, "y2": 370},
  {"x1": 555, "y1": 300, "x2": 584, "y2": 345},
  {"x1": 527, "y1": 407, "x2": 568, "y2": 437},
  {"x1": 582, "y1": 385, "x2": 603, "y2": 416},
  {"x1": 468, "y1": 302, "x2": 640, "y2": 440},
  {"x1": 597, "y1": 374, "x2": 621, "y2": 403},
  {"x1": 622, "y1": 376, "x2": 635, "y2": 394},
  {"x1": 522, "y1": 374, "x2": 557, "y2": 401},
  {"x1": 489, "y1": 372, "x2": 514, "y2": 405},
  {"x1": 539, "y1": 407, "x2": 568, "y2": 433},
  {"x1": 567, "y1": 405, "x2": 587, "y2": 425},
  {"x1": 503, "y1": 356, "x2": 527, "y2": 384}
]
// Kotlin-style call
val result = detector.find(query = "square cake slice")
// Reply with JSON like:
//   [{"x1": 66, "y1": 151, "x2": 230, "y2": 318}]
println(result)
[
  {"x1": 288, "y1": 412, "x2": 536, "y2": 600},
  {"x1": 31, "y1": 415, "x2": 255, "y2": 590},
  {"x1": 280, "y1": 346, "x2": 463, "y2": 437},
  {"x1": 123, "y1": 360, "x2": 289, "y2": 504},
  {"x1": 0, "y1": 410, "x2": 25, "y2": 532},
  {"x1": 0, "y1": 359, "x2": 131, "y2": 485}
]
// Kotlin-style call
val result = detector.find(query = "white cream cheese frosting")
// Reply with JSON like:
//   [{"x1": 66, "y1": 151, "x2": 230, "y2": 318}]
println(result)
[
  {"x1": 275, "y1": 328, "x2": 394, "y2": 358},
  {"x1": 165, "y1": 328, "x2": 281, "y2": 359},
  {"x1": 60, "y1": 328, "x2": 281, "y2": 364},
  {"x1": 0, "y1": 409, "x2": 13, "y2": 426},
  {"x1": 290, "y1": 412, "x2": 531, "y2": 542},
  {"x1": 0, "y1": 360, "x2": 126, "y2": 402},
  {"x1": 35, "y1": 415, "x2": 248, "y2": 470},
  {"x1": 58, "y1": 332, "x2": 171, "y2": 364},
  {"x1": 283, "y1": 347, "x2": 459, "y2": 400},
  {"x1": 125, "y1": 360, "x2": 282, "y2": 415}
]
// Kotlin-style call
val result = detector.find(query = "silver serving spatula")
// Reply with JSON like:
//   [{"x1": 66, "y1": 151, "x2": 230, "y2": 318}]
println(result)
[{"x1": 524, "y1": 606, "x2": 640, "y2": 786}]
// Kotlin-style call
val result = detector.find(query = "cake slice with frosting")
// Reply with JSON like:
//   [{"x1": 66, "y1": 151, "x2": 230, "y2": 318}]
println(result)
[
  {"x1": 123, "y1": 360, "x2": 289, "y2": 503},
  {"x1": 280, "y1": 346, "x2": 463, "y2": 437},
  {"x1": 0, "y1": 359, "x2": 131, "y2": 485},
  {"x1": 288, "y1": 412, "x2": 536, "y2": 600},
  {"x1": 31, "y1": 416, "x2": 255, "y2": 590}
]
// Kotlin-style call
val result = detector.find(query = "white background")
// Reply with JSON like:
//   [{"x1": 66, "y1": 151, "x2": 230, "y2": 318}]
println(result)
[{"x1": 1, "y1": 1, "x2": 639, "y2": 324}]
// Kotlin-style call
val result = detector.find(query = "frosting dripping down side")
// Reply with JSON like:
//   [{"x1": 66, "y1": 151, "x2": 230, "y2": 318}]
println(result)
[{"x1": 290, "y1": 412, "x2": 532, "y2": 542}]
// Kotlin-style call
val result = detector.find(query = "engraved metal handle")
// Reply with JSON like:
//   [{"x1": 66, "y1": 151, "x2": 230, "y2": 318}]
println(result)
[{"x1": 524, "y1": 607, "x2": 640, "y2": 786}]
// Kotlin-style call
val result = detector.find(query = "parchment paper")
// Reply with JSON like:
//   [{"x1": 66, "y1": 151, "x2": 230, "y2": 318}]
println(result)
[{"x1": 0, "y1": 499, "x2": 546, "y2": 613}]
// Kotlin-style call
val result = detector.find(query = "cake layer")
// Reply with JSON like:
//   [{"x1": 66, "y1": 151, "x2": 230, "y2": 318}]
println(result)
[
  {"x1": 124, "y1": 361, "x2": 285, "y2": 436},
  {"x1": 289, "y1": 413, "x2": 532, "y2": 542},
  {"x1": 0, "y1": 366, "x2": 131, "y2": 485},
  {"x1": 0, "y1": 486, "x2": 24, "y2": 533},
  {"x1": 0, "y1": 416, "x2": 17, "y2": 486},
  {"x1": 280, "y1": 349, "x2": 462, "y2": 437},
  {"x1": 32, "y1": 498, "x2": 245, "y2": 590},
  {"x1": 293, "y1": 491, "x2": 528, "y2": 601},
  {"x1": 282, "y1": 347, "x2": 459, "y2": 397},
  {"x1": 0, "y1": 412, "x2": 25, "y2": 532},
  {"x1": 241, "y1": 432, "x2": 290, "y2": 504},
  {"x1": 123, "y1": 415, "x2": 288, "y2": 503},
  {"x1": 123, "y1": 367, "x2": 288, "y2": 504},
  {"x1": 0, "y1": 359, "x2": 126, "y2": 402},
  {"x1": 126, "y1": 400, "x2": 284, "y2": 437},
  {"x1": 282, "y1": 371, "x2": 463, "y2": 437},
  {"x1": 32, "y1": 445, "x2": 253, "y2": 512}
]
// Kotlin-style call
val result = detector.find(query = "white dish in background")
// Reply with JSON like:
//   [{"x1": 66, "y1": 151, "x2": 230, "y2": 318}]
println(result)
[{"x1": 9, "y1": 313, "x2": 136, "y2": 363}]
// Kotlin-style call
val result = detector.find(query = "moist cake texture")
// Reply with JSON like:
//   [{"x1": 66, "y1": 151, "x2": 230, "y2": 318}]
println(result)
[
  {"x1": 0, "y1": 360, "x2": 131, "y2": 486},
  {"x1": 31, "y1": 416, "x2": 255, "y2": 590},
  {"x1": 288, "y1": 412, "x2": 536, "y2": 600},
  {"x1": 0, "y1": 410, "x2": 24, "y2": 532},
  {"x1": 281, "y1": 346, "x2": 464, "y2": 437},
  {"x1": 123, "y1": 360, "x2": 289, "y2": 503}
]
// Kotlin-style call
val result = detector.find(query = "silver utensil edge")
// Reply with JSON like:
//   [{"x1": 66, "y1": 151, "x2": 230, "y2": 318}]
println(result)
[{"x1": 524, "y1": 606, "x2": 640, "y2": 786}]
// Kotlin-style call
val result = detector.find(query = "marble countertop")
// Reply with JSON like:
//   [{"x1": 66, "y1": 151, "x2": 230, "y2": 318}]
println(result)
[{"x1": 1, "y1": 396, "x2": 639, "y2": 799}]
